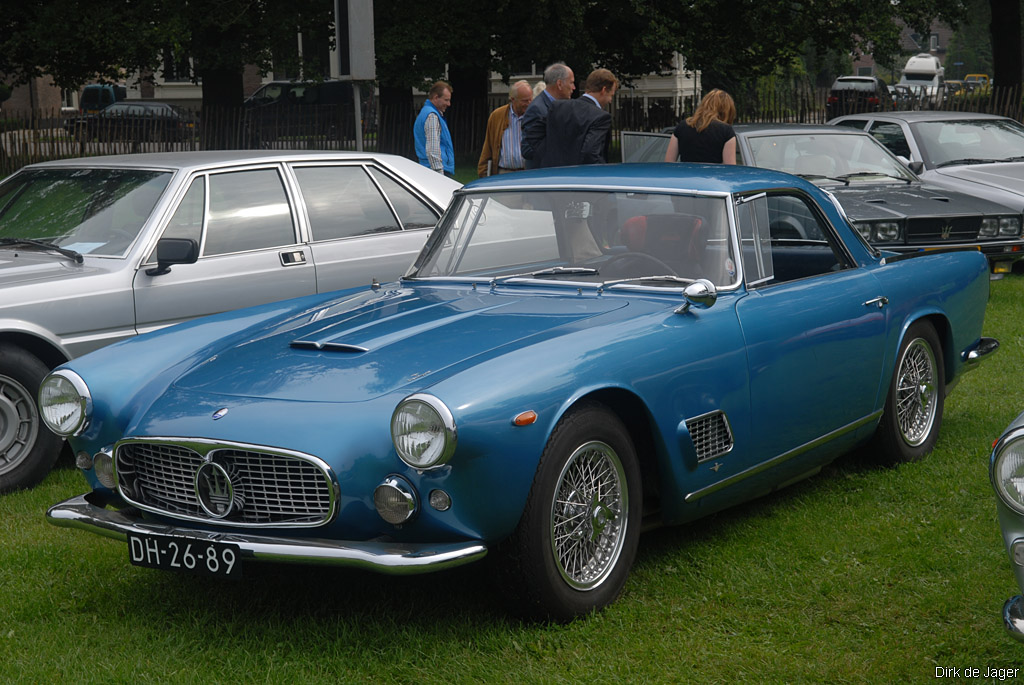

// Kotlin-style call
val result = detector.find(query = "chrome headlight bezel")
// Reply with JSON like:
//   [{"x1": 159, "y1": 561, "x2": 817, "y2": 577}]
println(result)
[
  {"x1": 390, "y1": 393, "x2": 457, "y2": 469},
  {"x1": 992, "y1": 427, "x2": 1024, "y2": 515},
  {"x1": 37, "y1": 369, "x2": 92, "y2": 437}
]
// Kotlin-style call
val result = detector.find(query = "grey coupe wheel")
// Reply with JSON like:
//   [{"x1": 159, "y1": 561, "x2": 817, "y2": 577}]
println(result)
[
  {"x1": 872, "y1": 322, "x2": 944, "y2": 464},
  {"x1": 0, "y1": 345, "x2": 63, "y2": 492},
  {"x1": 499, "y1": 402, "x2": 641, "y2": 621}
]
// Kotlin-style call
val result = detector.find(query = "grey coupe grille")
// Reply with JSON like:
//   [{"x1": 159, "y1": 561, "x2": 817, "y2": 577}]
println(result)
[
  {"x1": 686, "y1": 411, "x2": 734, "y2": 462},
  {"x1": 905, "y1": 216, "x2": 979, "y2": 244},
  {"x1": 115, "y1": 441, "x2": 335, "y2": 526}
]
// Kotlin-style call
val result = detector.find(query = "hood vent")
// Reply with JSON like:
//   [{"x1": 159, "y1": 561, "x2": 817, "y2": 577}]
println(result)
[{"x1": 290, "y1": 340, "x2": 369, "y2": 353}]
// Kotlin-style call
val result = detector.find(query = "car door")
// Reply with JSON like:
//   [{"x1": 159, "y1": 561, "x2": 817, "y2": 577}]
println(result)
[
  {"x1": 132, "y1": 165, "x2": 316, "y2": 334},
  {"x1": 733, "y1": 191, "x2": 888, "y2": 460},
  {"x1": 289, "y1": 163, "x2": 442, "y2": 290}
]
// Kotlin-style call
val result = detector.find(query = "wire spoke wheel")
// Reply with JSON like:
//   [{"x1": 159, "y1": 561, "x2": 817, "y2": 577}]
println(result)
[
  {"x1": 550, "y1": 440, "x2": 628, "y2": 591},
  {"x1": 895, "y1": 337, "x2": 938, "y2": 447}
]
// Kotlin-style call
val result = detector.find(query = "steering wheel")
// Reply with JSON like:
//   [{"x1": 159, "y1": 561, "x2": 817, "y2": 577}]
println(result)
[{"x1": 602, "y1": 252, "x2": 678, "y2": 277}]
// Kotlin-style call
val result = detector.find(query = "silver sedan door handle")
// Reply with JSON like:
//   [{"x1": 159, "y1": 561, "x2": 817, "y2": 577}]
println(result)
[
  {"x1": 863, "y1": 296, "x2": 889, "y2": 309},
  {"x1": 280, "y1": 250, "x2": 307, "y2": 266}
]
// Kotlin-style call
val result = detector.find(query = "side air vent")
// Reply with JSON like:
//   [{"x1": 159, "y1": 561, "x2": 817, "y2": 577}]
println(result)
[{"x1": 686, "y1": 410, "x2": 734, "y2": 462}]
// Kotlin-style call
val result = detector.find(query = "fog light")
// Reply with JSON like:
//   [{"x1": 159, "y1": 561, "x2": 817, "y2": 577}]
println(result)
[
  {"x1": 374, "y1": 476, "x2": 418, "y2": 525},
  {"x1": 75, "y1": 451, "x2": 94, "y2": 470},
  {"x1": 429, "y1": 489, "x2": 452, "y2": 511},
  {"x1": 94, "y1": 453, "x2": 115, "y2": 489},
  {"x1": 994, "y1": 261, "x2": 1013, "y2": 275}
]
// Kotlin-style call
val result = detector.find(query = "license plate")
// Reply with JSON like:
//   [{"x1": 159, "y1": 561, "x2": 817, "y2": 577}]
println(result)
[{"x1": 128, "y1": 533, "x2": 241, "y2": 577}]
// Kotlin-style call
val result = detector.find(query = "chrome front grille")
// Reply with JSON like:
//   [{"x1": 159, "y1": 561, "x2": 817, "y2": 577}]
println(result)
[
  {"x1": 686, "y1": 411, "x2": 734, "y2": 462},
  {"x1": 115, "y1": 439, "x2": 336, "y2": 527}
]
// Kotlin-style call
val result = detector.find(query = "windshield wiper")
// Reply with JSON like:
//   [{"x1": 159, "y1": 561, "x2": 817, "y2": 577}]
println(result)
[
  {"x1": 997, "y1": 156, "x2": 1024, "y2": 163},
  {"x1": 0, "y1": 238, "x2": 83, "y2": 263},
  {"x1": 834, "y1": 171, "x2": 913, "y2": 185},
  {"x1": 490, "y1": 266, "x2": 599, "y2": 285},
  {"x1": 602, "y1": 274, "x2": 693, "y2": 287},
  {"x1": 935, "y1": 158, "x2": 1001, "y2": 168}
]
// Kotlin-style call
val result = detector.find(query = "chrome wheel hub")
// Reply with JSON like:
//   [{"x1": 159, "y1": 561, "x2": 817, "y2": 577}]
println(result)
[
  {"x1": 550, "y1": 440, "x2": 628, "y2": 590},
  {"x1": 896, "y1": 338, "x2": 938, "y2": 447}
]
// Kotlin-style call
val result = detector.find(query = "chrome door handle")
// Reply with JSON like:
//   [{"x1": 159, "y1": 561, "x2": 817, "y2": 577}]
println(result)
[{"x1": 863, "y1": 296, "x2": 889, "y2": 308}]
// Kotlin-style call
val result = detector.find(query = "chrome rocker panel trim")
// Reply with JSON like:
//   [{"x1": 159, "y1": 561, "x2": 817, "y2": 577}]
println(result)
[{"x1": 47, "y1": 493, "x2": 487, "y2": 575}]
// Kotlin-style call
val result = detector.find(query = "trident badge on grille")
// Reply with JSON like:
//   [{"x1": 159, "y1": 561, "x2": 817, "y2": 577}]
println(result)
[{"x1": 195, "y1": 462, "x2": 235, "y2": 518}]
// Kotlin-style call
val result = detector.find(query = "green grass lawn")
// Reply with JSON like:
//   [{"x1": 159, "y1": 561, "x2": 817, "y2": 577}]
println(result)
[{"x1": 3, "y1": 276, "x2": 1024, "y2": 683}]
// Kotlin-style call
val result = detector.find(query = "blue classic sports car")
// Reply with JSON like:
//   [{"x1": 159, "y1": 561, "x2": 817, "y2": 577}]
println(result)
[{"x1": 44, "y1": 164, "x2": 997, "y2": 621}]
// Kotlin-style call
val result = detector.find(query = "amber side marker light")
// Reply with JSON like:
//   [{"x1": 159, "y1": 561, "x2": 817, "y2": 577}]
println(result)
[{"x1": 513, "y1": 411, "x2": 538, "y2": 426}]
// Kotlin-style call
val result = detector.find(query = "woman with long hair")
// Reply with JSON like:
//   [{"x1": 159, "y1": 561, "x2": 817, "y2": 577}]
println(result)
[{"x1": 664, "y1": 89, "x2": 737, "y2": 164}]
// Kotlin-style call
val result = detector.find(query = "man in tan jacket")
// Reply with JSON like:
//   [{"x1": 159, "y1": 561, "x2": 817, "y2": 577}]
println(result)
[{"x1": 477, "y1": 80, "x2": 533, "y2": 176}]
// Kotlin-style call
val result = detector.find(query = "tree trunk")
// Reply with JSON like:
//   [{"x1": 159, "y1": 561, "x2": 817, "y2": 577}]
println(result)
[
  {"x1": 990, "y1": 0, "x2": 1022, "y2": 91},
  {"x1": 200, "y1": 67, "x2": 246, "y2": 150},
  {"x1": 378, "y1": 84, "x2": 414, "y2": 157}
]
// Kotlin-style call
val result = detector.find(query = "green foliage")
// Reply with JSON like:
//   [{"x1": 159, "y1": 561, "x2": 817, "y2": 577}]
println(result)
[{"x1": 945, "y1": 0, "x2": 994, "y2": 79}]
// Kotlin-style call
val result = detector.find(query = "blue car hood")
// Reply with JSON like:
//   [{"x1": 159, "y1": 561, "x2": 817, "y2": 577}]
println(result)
[{"x1": 172, "y1": 284, "x2": 628, "y2": 402}]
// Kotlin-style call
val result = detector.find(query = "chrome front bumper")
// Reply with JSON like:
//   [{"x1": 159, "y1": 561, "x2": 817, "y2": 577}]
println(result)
[
  {"x1": 1004, "y1": 595, "x2": 1024, "y2": 642},
  {"x1": 47, "y1": 493, "x2": 488, "y2": 575}
]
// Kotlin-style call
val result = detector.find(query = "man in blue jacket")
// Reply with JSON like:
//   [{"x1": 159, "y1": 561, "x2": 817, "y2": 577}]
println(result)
[{"x1": 414, "y1": 81, "x2": 455, "y2": 177}]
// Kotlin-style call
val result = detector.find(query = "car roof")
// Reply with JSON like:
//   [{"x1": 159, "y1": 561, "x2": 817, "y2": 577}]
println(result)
[
  {"x1": 464, "y1": 162, "x2": 818, "y2": 196},
  {"x1": 835, "y1": 111, "x2": 1012, "y2": 123},
  {"x1": 735, "y1": 123, "x2": 873, "y2": 136},
  {"x1": 25, "y1": 150, "x2": 425, "y2": 174}
]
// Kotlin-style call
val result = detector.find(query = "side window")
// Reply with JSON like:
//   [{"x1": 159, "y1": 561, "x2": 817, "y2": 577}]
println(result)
[
  {"x1": 293, "y1": 165, "x2": 400, "y2": 241},
  {"x1": 160, "y1": 177, "x2": 205, "y2": 243},
  {"x1": 833, "y1": 118, "x2": 869, "y2": 130},
  {"x1": 869, "y1": 122, "x2": 911, "y2": 159},
  {"x1": 203, "y1": 169, "x2": 296, "y2": 256},
  {"x1": 368, "y1": 168, "x2": 441, "y2": 229},
  {"x1": 740, "y1": 192, "x2": 850, "y2": 286}
]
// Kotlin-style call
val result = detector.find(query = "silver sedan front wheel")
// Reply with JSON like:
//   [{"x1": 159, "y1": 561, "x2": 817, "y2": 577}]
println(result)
[{"x1": 0, "y1": 345, "x2": 63, "y2": 492}]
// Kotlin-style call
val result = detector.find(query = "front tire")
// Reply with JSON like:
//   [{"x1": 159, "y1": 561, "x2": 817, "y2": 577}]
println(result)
[
  {"x1": 0, "y1": 345, "x2": 63, "y2": 492},
  {"x1": 872, "y1": 321, "x2": 944, "y2": 464},
  {"x1": 499, "y1": 402, "x2": 641, "y2": 621}
]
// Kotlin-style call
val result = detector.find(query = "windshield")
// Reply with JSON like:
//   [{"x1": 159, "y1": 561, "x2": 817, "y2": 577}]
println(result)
[
  {"x1": 408, "y1": 189, "x2": 737, "y2": 288},
  {"x1": 746, "y1": 133, "x2": 915, "y2": 182},
  {"x1": 912, "y1": 118, "x2": 1024, "y2": 167},
  {"x1": 0, "y1": 168, "x2": 171, "y2": 257}
]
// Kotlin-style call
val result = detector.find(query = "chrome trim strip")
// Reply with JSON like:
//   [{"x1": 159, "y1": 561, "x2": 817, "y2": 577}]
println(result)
[
  {"x1": 114, "y1": 437, "x2": 340, "y2": 528},
  {"x1": 684, "y1": 411, "x2": 882, "y2": 502},
  {"x1": 47, "y1": 494, "x2": 487, "y2": 575}
]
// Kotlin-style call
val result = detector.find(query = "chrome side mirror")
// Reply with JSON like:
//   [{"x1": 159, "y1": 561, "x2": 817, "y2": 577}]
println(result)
[{"x1": 675, "y1": 278, "x2": 717, "y2": 314}]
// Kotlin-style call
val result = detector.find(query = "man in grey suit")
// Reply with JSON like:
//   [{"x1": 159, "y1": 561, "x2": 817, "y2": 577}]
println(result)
[
  {"x1": 521, "y1": 62, "x2": 576, "y2": 169},
  {"x1": 539, "y1": 68, "x2": 619, "y2": 168}
]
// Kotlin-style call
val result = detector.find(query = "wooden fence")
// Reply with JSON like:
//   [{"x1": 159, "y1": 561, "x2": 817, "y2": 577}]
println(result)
[{"x1": 1, "y1": 83, "x2": 1022, "y2": 177}]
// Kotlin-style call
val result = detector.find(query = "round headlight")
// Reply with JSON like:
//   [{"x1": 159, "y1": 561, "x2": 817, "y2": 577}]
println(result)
[
  {"x1": 993, "y1": 432, "x2": 1024, "y2": 514},
  {"x1": 390, "y1": 394, "x2": 456, "y2": 469},
  {"x1": 1000, "y1": 217, "x2": 1022, "y2": 237},
  {"x1": 38, "y1": 370, "x2": 92, "y2": 437}
]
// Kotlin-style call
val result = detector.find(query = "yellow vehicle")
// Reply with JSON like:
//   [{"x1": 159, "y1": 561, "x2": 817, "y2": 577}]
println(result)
[{"x1": 964, "y1": 73, "x2": 992, "y2": 94}]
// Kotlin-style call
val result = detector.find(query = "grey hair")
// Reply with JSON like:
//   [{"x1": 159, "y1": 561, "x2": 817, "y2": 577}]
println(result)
[
  {"x1": 508, "y1": 79, "x2": 531, "y2": 101},
  {"x1": 543, "y1": 62, "x2": 571, "y2": 86}
]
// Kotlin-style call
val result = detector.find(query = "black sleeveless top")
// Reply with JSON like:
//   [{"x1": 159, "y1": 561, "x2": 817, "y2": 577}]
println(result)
[{"x1": 671, "y1": 119, "x2": 735, "y2": 163}]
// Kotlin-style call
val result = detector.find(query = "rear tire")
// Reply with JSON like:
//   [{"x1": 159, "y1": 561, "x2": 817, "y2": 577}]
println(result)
[
  {"x1": 0, "y1": 345, "x2": 63, "y2": 492},
  {"x1": 497, "y1": 402, "x2": 641, "y2": 622},
  {"x1": 871, "y1": 322, "x2": 944, "y2": 464}
]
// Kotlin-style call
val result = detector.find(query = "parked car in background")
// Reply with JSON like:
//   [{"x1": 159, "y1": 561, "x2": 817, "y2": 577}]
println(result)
[
  {"x1": 831, "y1": 112, "x2": 1024, "y2": 266},
  {"x1": 43, "y1": 163, "x2": 996, "y2": 621},
  {"x1": 67, "y1": 101, "x2": 198, "y2": 143},
  {"x1": 989, "y1": 411, "x2": 1024, "y2": 641},
  {"x1": 734, "y1": 124, "x2": 1024, "y2": 272},
  {"x1": 0, "y1": 151, "x2": 459, "y2": 492},
  {"x1": 825, "y1": 76, "x2": 891, "y2": 118},
  {"x1": 622, "y1": 125, "x2": 1024, "y2": 272},
  {"x1": 78, "y1": 84, "x2": 127, "y2": 114},
  {"x1": 898, "y1": 53, "x2": 946, "y2": 109},
  {"x1": 244, "y1": 79, "x2": 359, "y2": 145},
  {"x1": 964, "y1": 73, "x2": 992, "y2": 93}
]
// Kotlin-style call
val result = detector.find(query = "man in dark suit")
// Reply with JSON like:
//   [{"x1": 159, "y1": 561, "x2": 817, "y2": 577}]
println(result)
[
  {"x1": 539, "y1": 68, "x2": 619, "y2": 168},
  {"x1": 520, "y1": 62, "x2": 575, "y2": 169}
]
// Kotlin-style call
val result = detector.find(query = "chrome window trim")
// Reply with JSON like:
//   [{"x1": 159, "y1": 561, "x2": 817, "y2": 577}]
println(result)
[{"x1": 113, "y1": 436, "x2": 340, "y2": 528}]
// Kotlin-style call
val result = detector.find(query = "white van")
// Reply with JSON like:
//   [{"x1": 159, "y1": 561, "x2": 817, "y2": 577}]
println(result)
[{"x1": 898, "y1": 53, "x2": 945, "y2": 108}]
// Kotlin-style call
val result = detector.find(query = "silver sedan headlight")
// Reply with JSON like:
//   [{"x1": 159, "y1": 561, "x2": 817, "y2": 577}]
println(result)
[
  {"x1": 390, "y1": 393, "x2": 457, "y2": 469},
  {"x1": 993, "y1": 429, "x2": 1024, "y2": 514},
  {"x1": 980, "y1": 218, "x2": 999, "y2": 238},
  {"x1": 38, "y1": 370, "x2": 92, "y2": 437},
  {"x1": 999, "y1": 216, "x2": 1022, "y2": 237}
]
